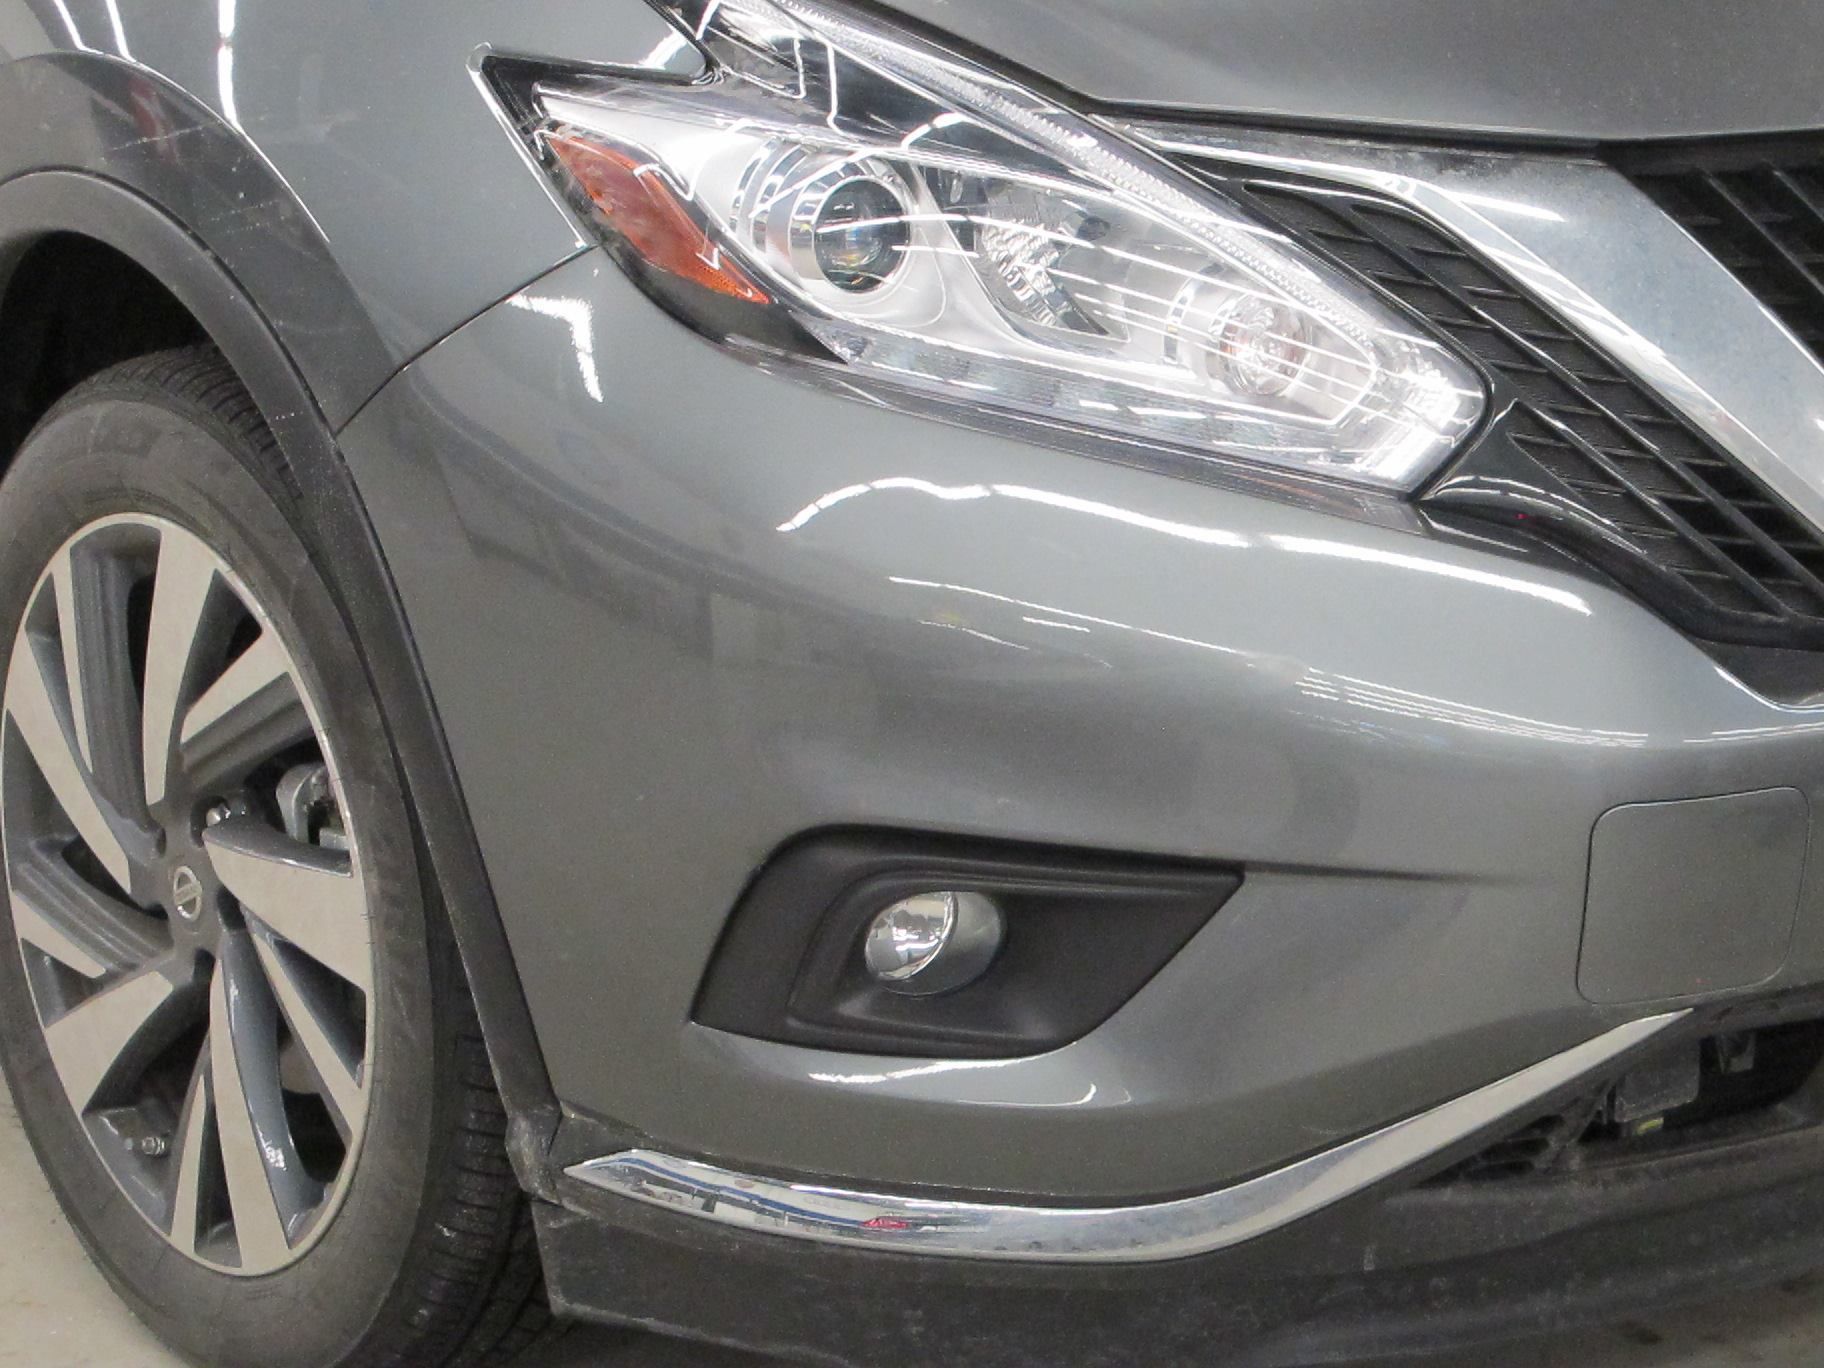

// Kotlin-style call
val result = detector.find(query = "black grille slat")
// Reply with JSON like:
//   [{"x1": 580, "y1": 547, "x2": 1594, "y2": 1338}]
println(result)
[
  {"x1": 1772, "y1": 166, "x2": 1824, "y2": 227},
  {"x1": 1634, "y1": 147, "x2": 1824, "y2": 359},
  {"x1": 1530, "y1": 413, "x2": 1798, "y2": 615},
  {"x1": 1330, "y1": 191, "x2": 1824, "y2": 612},
  {"x1": 1206, "y1": 171, "x2": 1824, "y2": 643},
  {"x1": 1701, "y1": 171, "x2": 1824, "y2": 317}
]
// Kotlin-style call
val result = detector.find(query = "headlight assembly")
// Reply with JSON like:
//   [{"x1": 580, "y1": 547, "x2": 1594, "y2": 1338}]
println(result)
[{"x1": 489, "y1": 0, "x2": 1486, "y2": 491}]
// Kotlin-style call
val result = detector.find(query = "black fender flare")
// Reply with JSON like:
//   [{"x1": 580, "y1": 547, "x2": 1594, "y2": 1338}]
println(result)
[
  {"x1": 0, "y1": 51, "x2": 395, "y2": 422},
  {"x1": 0, "y1": 163, "x2": 563, "y2": 1192}
]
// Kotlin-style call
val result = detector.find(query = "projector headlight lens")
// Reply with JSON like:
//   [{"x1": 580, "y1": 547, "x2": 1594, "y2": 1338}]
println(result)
[{"x1": 805, "y1": 175, "x2": 911, "y2": 292}]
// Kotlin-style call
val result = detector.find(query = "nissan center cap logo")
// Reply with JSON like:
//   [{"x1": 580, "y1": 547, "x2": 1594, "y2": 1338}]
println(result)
[{"x1": 170, "y1": 865, "x2": 204, "y2": 922}]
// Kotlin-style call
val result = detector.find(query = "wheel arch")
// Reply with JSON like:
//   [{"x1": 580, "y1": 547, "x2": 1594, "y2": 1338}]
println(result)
[
  {"x1": 0, "y1": 52, "x2": 398, "y2": 423},
  {"x1": 0, "y1": 166, "x2": 564, "y2": 1194}
]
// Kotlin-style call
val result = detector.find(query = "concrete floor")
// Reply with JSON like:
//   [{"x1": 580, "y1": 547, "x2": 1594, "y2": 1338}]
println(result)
[{"x1": 6, "y1": 1087, "x2": 1824, "y2": 1368}]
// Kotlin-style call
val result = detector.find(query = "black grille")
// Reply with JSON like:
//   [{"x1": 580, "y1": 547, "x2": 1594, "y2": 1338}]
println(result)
[
  {"x1": 1439, "y1": 1114, "x2": 1585, "y2": 1183},
  {"x1": 1432, "y1": 1016, "x2": 1824, "y2": 1186},
  {"x1": 1629, "y1": 149, "x2": 1824, "y2": 360},
  {"x1": 1197, "y1": 167, "x2": 1824, "y2": 649}
]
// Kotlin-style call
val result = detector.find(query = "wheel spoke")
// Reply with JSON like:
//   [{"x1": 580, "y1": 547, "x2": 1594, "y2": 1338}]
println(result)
[
  {"x1": 166, "y1": 1051, "x2": 214, "y2": 1256},
  {"x1": 50, "y1": 542, "x2": 145, "y2": 816},
  {"x1": 141, "y1": 530, "x2": 222, "y2": 811},
  {"x1": 5, "y1": 632, "x2": 138, "y2": 890},
  {"x1": 41, "y1": 960, "x2": 192, "y2": 1112},
  {"x1": 209, "y1": 934, "x2": 315, "y2": 1269},
  {"x1": 203, "y1": 815, "x2": 370, "y2": 991},
  {"x1": 10, "y1": 840, "x2": 167, "y2": 978},
  {"x1": 252, "y1": 932, "x2": 365, "y2": 1137},
  {"x1": 179, "y1": 631, "x2": 312, "y2": 796}
]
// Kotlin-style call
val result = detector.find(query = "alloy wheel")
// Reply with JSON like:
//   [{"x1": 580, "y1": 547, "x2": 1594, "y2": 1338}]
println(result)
[{"x1": 2, "y1": 513, "x2": 374, "y2": 1275}]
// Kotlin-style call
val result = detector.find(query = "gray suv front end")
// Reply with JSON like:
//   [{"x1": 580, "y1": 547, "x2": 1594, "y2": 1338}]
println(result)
[{"x1": 5, "y1": 1, "x2": 1824, "y2": 1365}]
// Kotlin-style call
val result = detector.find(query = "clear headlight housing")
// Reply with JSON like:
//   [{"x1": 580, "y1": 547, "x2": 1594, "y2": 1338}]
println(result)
[{"x1": 494, "y1": 0, "x2": 1485, "y2": 491}]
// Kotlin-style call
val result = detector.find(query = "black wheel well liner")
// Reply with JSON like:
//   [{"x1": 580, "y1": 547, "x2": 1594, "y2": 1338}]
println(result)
[
  {"x1": 0, "y1": 170, "x2": 562, "y2": 1193},
  {"x1": 0, "y1": 231, "x2": 207, "y2": 455}
]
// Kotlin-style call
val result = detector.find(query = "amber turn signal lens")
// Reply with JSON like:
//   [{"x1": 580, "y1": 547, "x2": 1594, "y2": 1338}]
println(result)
[{"x1": 543, "y1": 130, "x2": 772, "y2": 305}]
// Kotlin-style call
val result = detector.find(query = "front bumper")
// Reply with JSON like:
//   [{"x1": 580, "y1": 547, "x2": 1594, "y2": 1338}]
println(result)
[
  {"x1": 338, "y1": 233, "x2": 1824, "y2": 1199},
  {"x1": 333, "y1": 117, "x2": 1824, "y2": 1350}
]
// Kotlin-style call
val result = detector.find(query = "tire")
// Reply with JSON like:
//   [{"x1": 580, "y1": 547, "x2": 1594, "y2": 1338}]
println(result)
[{"x1": 0, "y1": 347, "x2": 553, "y2": 1367}]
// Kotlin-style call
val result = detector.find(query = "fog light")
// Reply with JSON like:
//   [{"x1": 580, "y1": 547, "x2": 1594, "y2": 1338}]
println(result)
[{"x1": 862, "y1": 891, "x2": 1004, "y2": 996}]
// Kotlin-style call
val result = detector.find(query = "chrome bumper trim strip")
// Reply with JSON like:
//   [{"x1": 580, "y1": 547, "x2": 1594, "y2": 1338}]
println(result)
[{"x1": 565, "y1": 1012, "x2": 1686, "y2": 1264}]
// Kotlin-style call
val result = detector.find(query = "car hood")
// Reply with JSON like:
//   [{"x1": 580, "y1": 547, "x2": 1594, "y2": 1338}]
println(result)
[{"x1": 878, "y1": 0, "x2": 1824, "y2": 143}]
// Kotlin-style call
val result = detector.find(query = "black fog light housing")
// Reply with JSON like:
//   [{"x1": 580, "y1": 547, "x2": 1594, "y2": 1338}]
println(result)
[{"x1": 694, "y1": 831, "x2": 1242, "y2": 1058}]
